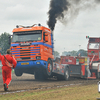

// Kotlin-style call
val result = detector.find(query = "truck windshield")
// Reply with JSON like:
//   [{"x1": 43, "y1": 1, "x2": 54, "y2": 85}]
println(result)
[
  {"x1": 89, "y1": 43, "x2": 99, "y2": 49},
  {"x1": 12, "y1": 31, "x2": 42, "y2": 42}
]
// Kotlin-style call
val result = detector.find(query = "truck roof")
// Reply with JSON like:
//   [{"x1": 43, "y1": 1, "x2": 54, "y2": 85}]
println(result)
[
  {"x1": 89, "y1": 37, "x2": 100, "y2": 43},
  {"x1": 12, "y1": 24, "x2": 51, "y2": 33}
]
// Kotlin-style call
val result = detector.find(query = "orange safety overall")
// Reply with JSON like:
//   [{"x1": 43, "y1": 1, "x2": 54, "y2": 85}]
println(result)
[{"x1": 0, "y1": 54, "x2": 17, "y2": 88}]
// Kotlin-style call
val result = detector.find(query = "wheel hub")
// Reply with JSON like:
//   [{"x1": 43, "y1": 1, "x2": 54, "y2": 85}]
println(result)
[
  {"x1": 48, "y1": 64, "x2": 52, "y2": 72},
  {"x1": 66, "y1": 71, "x2": 69, "y2": 78}
]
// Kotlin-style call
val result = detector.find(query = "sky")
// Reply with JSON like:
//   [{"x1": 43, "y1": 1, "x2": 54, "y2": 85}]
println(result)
[{"x1": 0, "y1": 0, "x2": 100, "y2": 55}]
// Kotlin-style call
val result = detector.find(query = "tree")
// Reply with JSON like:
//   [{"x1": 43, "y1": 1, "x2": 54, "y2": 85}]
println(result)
[
  {"x1": 77, "y1": 49, "x2": 87, "y2": 56},
  {"x1": 61, "y1": 49, "x2": 87, "y2": 57},
  {"x1": 0, "y1": 32, "x2": 11, "y2": 54},
  {"x1": 54, "y1": 51, "x2": 60, "y2": 58},
  {"x1": 62, "y1": 51, "x2": 70, "y2": 56},
  {"x1": 69, "y1": 50, "x2": 77, "y2": 56},
  {"x1": 62, "y1": 50, "x2": 77, "y2": 56}
]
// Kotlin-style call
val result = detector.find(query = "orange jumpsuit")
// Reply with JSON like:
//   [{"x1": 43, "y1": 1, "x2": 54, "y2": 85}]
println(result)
[{"x1": 0, "y1": 54, "x2": 17, "y2": 88}]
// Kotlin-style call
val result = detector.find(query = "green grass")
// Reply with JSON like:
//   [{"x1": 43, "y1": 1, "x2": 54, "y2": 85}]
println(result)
[{"x1": 0, "y1": 84, "x2": 100, "y2": 100}]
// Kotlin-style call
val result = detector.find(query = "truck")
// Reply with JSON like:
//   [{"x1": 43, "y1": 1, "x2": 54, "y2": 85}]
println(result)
[
  {"x1": 10, "y1": 24, "x2": 54, "y2": 79},
  {"x1": 53, "y1": 36, "x2": 100, "y2": 80},
  {"x1": 53, "y1": 56, "x2": 91, "y2": 80},
  {"x1": 86, "y1": 36, "x2": 100, "y2": 79},
  {"x1": 10, "y1": 24, "x2": 78, "y2": 80},
  {"x1": 10, "y1": 24, "x2": 100, "y2": 80}
]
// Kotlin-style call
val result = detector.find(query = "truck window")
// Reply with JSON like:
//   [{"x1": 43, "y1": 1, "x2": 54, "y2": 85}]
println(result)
[
  {"x1": 89, "y1": 43, "x2": 99, "y2": 49},
  {"x1": 43, "y1": 32, "x2": 49, "y2": 43},
  {"x1": 43, "y1": 32, "x2": 45, "y2": 42},
  {"x1": 12, "y1": 31, "x2": 42, "y2": 42}
]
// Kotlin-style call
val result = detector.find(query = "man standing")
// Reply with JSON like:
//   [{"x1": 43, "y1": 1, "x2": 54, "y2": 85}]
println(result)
[{"x1": 0, "y1": 49, "x2": 17, "y2": 91}]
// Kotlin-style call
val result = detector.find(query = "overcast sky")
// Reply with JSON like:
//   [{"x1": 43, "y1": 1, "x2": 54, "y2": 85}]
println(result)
[{"x1": 0, "y1": 0, "x2": 100, "y2": 55}]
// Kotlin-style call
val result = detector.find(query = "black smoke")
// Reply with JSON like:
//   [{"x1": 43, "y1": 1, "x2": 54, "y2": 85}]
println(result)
[
  {"x1": 47, "y1": 0, "x2": 70, "y2": 31},
  {"x1": 95, "y1": 0, "x2": 100, "y2": 3},
  {"x1": 47, "y1": 0, "x2": 100, "y2": 31}
]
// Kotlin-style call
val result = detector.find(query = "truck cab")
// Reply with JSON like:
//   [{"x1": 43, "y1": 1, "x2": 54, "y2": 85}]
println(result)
[
  {"x1": 87, "y1": 37, "x2": 100, "y2": 62},
  {"x1": 11, "y1": 24, "x2": 54, "y2": 79},
  {"x1": 87, "y1": 36, "x2": 100, "y2": 78}
]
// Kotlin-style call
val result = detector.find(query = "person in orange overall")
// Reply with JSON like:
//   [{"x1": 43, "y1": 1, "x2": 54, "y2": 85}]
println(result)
[{"x1": 0, "y1": 49, "x2": 17, "y2": 91}]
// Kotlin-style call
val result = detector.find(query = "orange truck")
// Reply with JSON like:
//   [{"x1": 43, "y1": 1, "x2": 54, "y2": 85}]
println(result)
[
  {"x1": 10, "y1": 24, "x2": 72, "y2": 80},
  {"x1": 10, "y1": 24, "x2": 54, "y2": 79},
  {"x1": 9, "y1": 24, "x2": 100, "y2": 80}
]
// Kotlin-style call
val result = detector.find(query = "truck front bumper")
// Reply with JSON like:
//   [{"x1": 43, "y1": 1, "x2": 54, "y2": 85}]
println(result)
[{"x1": 15, "y1": 60, "x2": 48, "y2": 70}]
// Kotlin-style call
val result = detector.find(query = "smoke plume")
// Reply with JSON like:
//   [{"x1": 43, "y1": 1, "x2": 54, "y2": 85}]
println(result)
[
  {"x1": 47, "y1": 0, "x2": 100, "y2": 31},
  {"x1": 47, "y1": 0, "x2": 69, "y2": 31}
]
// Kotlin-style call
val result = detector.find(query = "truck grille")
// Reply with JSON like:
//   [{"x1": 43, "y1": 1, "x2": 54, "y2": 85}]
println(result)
[{"x1": 11, "y1": 45, "x2": 40, "y2": 61}]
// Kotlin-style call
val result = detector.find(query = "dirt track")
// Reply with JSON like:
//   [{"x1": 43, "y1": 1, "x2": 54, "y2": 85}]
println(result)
[{"x1": 0, "y1": 72, "x2": 99, "y2": 94}]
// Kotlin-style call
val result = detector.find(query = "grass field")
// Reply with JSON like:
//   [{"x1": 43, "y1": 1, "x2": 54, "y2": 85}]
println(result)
[{"x1": 0, "y1": 84, "x2": 100, "y2": 100}]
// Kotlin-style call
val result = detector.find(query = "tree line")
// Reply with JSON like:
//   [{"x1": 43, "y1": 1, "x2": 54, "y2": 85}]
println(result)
[
  {"x1": 0, "y1": 32, "x2": 10, "y2": 54},
  {"x1": 54, "y1": 49, "x2": 87, "y2": 58}
]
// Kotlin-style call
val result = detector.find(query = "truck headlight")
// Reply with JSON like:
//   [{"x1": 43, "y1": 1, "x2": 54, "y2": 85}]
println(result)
[
  {"x1": 31, "y1": 58, "x2": 34, "y2": 59},
  {"x1": 16, "y1": 58, "x2": 22, "y2": 60}
]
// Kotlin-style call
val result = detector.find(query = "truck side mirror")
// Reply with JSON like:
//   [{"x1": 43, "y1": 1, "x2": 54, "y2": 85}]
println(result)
[
  {"x1": 45, "y1": 33, "x2": 48, "y2": 36},
  {"x1": 8, "y1": 35, "x2": 11, "y2": 45},
  {"x1": 45, "y1": 35, "x2": 48, "y2": 42},
  {"x1": 44, "y1": 32, "x2": 48, "y2": 42}
]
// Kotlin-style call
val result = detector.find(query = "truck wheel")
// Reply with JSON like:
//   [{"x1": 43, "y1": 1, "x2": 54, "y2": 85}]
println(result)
[
  {"x1": 14, "y1": 69, "x2": 23, "y2": 76},
  {"x1": 46, "y1": 60, "x2": 53, "y2": 77},
  {"x1": 34, "y1": 70, "x2": 47, "y2": 80},
  {"x1": 34, "y1": 71, "x2": 39, "y2": 80},
  {"x1": 63, "y1": 67, "x2": 70, "y2": 81},
  {"x1": 98, "y1": 72, "x2": 100, "y2": 79}
]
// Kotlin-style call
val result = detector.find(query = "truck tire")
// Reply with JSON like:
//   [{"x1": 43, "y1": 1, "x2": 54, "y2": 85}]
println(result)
[
  {"x1": 98, "y1": 72, "x2": 100, "y2": 79},
  {"x1": 34, "y1": 70, "x2": 47, "y2": 80},
  {"x1": 57, "y1": 67, "x2": 70, "y2": 81},
  {"x1": 34, "y1": 71, "x2": 39, "y2": 80},
  {"x1": 45, "y1": 60, "x2": 53, "y2": 77},
  {"x1": 63, "y1": 67, "x2": 70, "y2": 81},
  {"x1": 14, "y1": 69, "x2": 23, "y2": 76}
]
